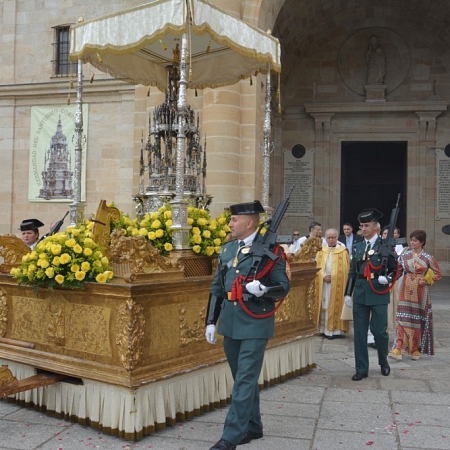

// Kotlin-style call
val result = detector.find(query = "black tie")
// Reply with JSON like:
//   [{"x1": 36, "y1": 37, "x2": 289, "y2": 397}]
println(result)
[
  {"x1": 239, "y1": 241, "x2": 245, "y2": 247},
  {"x1": 363, "y1": 241, "x2": 371, "y2": 260}
]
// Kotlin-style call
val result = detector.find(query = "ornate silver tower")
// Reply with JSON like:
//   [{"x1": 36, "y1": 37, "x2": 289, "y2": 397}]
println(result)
[{"x1": 133, "y1": 57, "x2": 211, "y2": 219}]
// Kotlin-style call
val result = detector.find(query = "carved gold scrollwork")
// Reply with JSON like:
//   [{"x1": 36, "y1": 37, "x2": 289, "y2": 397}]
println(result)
[
  {"x1": 91, "y1": 200, "x2": 121, "y2": 256},
  {"x1": 116, "y1": 299, "x2": 145, "y2": 371},
  {"x1": 179, "y1": 306, "x2": 206, "y2": 346},
  {"x1": 46, "y1": 294, "x2": 67, "y2": 346},
  {"x1": 0, "y1": 288, "x2": 7, "y2": 337},
  {"x1": 275, "y1": 294, "x2": 291, "y2": 323},
  {"x1": 0, "y1": 365, "x2": 18, "y2": 388},
  {"x1": 109, "y1": 229, "x2": 183, "y2": 276},
  {"x1": 0, "y1": 235, "x2": 30, "y2": 273},
  {"x1": 291, "y1": 236, "x2": 323, "y2": 263},
  {"x1": 47, "y1": 308, "x2": 65, "y2": 346},
  {"x1": 307, "y1": 279, "x2": 317, "y2": 323}
]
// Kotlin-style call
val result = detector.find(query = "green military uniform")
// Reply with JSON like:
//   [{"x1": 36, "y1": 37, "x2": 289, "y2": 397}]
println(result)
[
  {"x1": 347, "y1": 212, "x2": 398, "y2": 377},
  {"x1": 206, "y1": 202, "x2": 290, "y2": 448}
]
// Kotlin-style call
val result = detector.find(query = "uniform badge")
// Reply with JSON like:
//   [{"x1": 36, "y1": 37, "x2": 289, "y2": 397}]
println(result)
[
  {"x1": 241, "y1": 247, "x2": 250, "y2": 254},
  {"x1": 368, "y1": 250, "x2": 375, "y2": 256}
]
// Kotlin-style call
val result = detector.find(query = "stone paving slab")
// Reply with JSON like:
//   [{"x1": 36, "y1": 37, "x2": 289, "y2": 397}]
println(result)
[
  {"x1": 1, "y1": 277, "x2": 450, "y2": 449},
  {"x1": 311, "y1": 428, "x2": 398, "y2": 450}
]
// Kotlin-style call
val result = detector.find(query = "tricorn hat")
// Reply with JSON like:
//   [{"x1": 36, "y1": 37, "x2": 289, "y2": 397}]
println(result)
[
  {"x1": 19, "y1": 218, "x2": 44, "y2": 232},
  {"x1": 229, "y1": 200, "x2": 265, "y2": 215},
  {"x1": 357, "y1": 208, "x2": 383, "y2": 224}
]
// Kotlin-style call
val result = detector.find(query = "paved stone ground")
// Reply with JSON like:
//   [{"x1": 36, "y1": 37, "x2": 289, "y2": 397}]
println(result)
[{"x1": 1, "y1": 278, "x2": 450, "y2": 449}]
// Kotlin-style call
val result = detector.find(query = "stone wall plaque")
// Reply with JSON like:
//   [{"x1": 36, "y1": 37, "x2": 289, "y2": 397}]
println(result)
[
  {"x1": 283, "y1": 146, "x2": 314, "y2": 217},
  {"x1": 436, "y1": 147, "x2": 450, "y2": 219}
]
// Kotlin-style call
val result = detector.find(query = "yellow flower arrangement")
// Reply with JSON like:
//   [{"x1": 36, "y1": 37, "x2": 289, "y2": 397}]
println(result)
[
  {"x1": 111, "y1": 205, "x2": 231, "y2": 256},
  {"x1": 11, "y1": 221, "x2": 113, "y2": 292}
]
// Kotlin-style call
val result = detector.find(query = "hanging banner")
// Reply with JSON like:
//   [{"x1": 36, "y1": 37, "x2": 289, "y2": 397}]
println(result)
[{"x1": 28, "y1": 105, "x2": 88, "y2": 202}]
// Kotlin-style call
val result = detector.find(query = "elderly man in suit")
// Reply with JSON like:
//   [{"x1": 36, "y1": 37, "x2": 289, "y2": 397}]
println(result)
[
  {"x1": 338, "y1": 222, "x2": 362, "y2": 259},
  {"x1": 205, "y1": 201, "x2": 290, "y2": 450},
  {"x1": 344, "y1": 209, "x2": 397, "y2": 381}
]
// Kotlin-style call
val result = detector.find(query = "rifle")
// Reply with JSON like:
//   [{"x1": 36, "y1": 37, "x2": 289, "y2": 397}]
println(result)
[
  {"x1": 244, "y1": 185, "x2": 294, "y2": 282},
  {"x1": 38, "y1": 211, "x2": 69, "y2": 243},
  {"x1": 378, "y1": 193, "x2": 401, "y2": 277}
]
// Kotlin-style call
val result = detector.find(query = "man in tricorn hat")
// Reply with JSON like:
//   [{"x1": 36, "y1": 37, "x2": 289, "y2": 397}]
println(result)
[
  {"x1": 19, "y1": 218, "x2": 44, "y2": 250},
  {"x1": 344, "y1": 208, "x2": 397, "y2": 381},
  {"x1": 205, "y1": 200, "x2": 290, "y2": 450}
]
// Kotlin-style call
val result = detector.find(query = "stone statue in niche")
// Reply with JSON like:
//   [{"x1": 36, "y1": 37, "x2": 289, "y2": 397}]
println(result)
[{"x1": 366, "y1": 36, "x2": 385, "y2": 84}]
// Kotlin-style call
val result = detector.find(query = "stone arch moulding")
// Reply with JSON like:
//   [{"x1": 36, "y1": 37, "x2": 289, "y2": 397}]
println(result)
[{"x1": 338, "y1": 27, "x2": 411, "y2": 96}]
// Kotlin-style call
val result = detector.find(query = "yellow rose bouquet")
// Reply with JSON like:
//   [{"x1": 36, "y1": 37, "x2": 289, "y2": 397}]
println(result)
[
  {"x1": 113, "y1": 205, "x2": 231, "y2": 256},
  {"x1": 10, "y1": 221, "x2": 113, "y2": 293},
  {"x1": 188, "y1": 207, "x2": 231, "y2": 256}
]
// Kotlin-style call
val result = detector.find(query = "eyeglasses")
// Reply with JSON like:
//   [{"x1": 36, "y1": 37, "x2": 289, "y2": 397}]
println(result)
[
  {"x1": 293, "y1": 233, "x2": 299, "y2": 236},
  {"x1": 326, "y1": 236, "x2": 338, "y2": 239}
]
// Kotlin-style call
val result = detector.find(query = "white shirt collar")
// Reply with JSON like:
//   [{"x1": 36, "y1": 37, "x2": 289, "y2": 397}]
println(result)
[
  {"x1": 241, "y1": 230, "x2": 258, "y2": 247},
  {"x1": 366, "y1": 234, "x2": 378, "y2": 247}
]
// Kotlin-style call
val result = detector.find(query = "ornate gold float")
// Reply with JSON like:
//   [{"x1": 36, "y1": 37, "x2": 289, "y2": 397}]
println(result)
[{"x1": 0, "y1": 214, "x2": 319, "y2": 441}]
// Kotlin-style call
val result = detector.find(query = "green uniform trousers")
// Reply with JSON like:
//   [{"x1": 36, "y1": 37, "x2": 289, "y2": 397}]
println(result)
[
  {"x1": 353, "y1": 302, "x2": 389, "y2": 374},
  {"x1": 221, "y1": 336, "x2": 267, "y2": 445}
]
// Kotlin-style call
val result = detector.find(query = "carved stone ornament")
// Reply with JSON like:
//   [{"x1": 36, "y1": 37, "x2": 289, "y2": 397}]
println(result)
[
  {"x1": 0, "y1": 235, "x2": 30, "y2": 273},
  {"x1": 0, "y1": 288, "x2": 7, "y2": 337},
  {"x1": 116, "y1": 299, "x2": 145, "y2": 371},
  {"x1": 0, "y1": 365, "x2": 18, "y2": 388},
  {"x1": 290, "y1": 236, "x2": 323, "y2": 263}
]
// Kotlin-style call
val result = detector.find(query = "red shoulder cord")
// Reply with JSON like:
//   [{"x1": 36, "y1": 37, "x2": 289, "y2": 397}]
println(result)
[
  {"x1": 363, "y1": 259, "x2": 401, "y2": 295},
  {"x1": 230, "y1": 246, "x2": 291, "y2": 319}
]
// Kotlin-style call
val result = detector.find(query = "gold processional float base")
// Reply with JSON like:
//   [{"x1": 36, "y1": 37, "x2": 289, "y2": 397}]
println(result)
[{"x1": 0, "y1": 213, "x2": 321, "y2": 441}]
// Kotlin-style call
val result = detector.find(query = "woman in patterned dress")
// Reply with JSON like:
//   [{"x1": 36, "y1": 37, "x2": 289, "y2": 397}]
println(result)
[{"x1": 389, "y1": 230, "x2": 441, "y2": 361}]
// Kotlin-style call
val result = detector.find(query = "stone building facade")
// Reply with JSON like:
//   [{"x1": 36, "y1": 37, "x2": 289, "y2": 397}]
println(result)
[{"x1": 1, "y1": 0, "x2": 450, "y2": 273}]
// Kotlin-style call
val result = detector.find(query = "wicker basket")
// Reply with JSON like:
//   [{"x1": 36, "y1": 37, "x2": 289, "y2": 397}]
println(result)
[{"x1": 181, "y1": 255, "x2": 214, "y2": 277}]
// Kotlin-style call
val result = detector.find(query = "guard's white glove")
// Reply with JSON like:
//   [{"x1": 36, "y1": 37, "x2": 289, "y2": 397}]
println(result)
[
  {"x1": 378, "y1": 275, "x2": 389, "y2": 285},
  {"x1": 205, "y1": 324, "x2": 217, "y2": 344},
  {"x1": 245, "y1": 280, "x2": 268, "y2": 297},
  {"x1": 344, "y1": 295, "x2": 353, "y2": 308}
]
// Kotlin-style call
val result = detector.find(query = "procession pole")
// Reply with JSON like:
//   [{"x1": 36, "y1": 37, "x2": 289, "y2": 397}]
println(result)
[
  {"x1": 69, "y1": 58, "x2": 86, "y2": 226},
  {"x1": 170, "y1": 32, "x2": 191, "y2": 249},
  {"x1": 262, "y1": 69, "x2": 273, "y2": 219}
]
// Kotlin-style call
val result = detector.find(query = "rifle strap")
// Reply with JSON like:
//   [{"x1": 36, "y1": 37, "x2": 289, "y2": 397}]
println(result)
[
  {"x1": 363, "y1": 260, "x2": 401, "y2": 295},
  {"x1": 231, "y1": 246, "x2": 290, "y2": 319}
]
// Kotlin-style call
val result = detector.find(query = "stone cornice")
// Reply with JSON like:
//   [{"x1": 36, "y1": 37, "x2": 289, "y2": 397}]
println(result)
[
  {"x1": 0, "y1": 78, "x2": 135, "y2": 100},
  {"x1": 304, "y1": 102, "x2": 448, "y2": 114}
]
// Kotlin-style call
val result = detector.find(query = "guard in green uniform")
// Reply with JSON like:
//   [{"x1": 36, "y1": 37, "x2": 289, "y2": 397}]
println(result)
[
  {"x1": 205, "y1": 201, "x2": 290, "y2": 450},
  {"x1": 344, "y1": 208, "x2": 397, "y2": 381}
]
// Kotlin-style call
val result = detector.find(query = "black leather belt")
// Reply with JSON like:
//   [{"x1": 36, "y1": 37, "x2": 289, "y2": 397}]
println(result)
[{"x1": 357, "y1": 274, "x2": 378, "y2": 279}]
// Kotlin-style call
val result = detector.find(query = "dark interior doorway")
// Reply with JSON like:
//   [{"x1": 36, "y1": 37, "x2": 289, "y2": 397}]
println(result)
[{"x1": 341, "y1": 141, "x2": 407, "y2": 237}]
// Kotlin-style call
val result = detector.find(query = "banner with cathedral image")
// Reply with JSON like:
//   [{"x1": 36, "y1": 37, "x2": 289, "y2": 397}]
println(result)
[{"x1": 28, "y1": 105, "x2": 88, "y2": 202}]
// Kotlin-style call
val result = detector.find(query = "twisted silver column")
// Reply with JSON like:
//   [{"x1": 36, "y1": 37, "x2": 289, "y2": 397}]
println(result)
[
  {"x1": 69, "y1": 59, "x2": 86, "y2": 226},
  {"x1": 170, "y1": 33, "x2": 191, "y2": 249}
]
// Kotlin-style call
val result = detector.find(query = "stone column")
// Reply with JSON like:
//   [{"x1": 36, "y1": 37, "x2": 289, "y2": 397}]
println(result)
[{"x1": 202, "y1": 0, "x2": 261, "y2": 215}]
